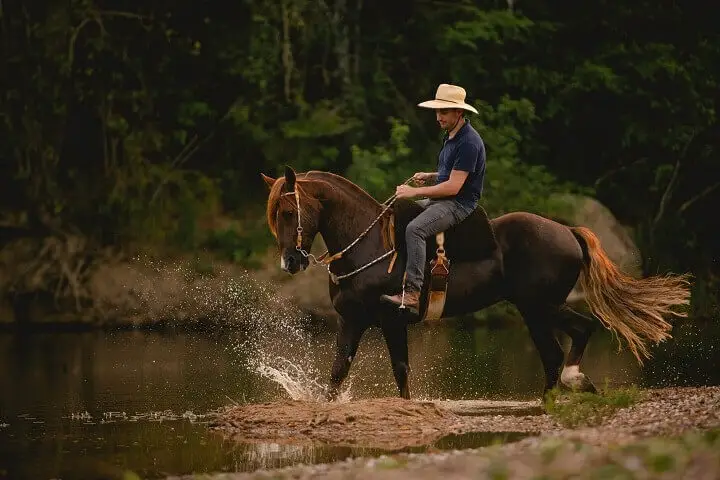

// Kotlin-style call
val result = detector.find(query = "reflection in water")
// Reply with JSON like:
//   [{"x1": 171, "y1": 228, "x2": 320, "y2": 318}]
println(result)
[
  {"x1": 432, "y1": 431, "x2": 533, "y2": 451},
  {"x1": 0, "y1": 318, "x2": 717, "y2": 479}
]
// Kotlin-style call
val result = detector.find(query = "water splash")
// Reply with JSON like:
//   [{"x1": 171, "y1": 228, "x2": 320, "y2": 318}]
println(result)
[
  {"x1": 127, "y1": 255, "x2": 355, "y2": 402},
  {"x1": 65, "y1": 410, "x2": 215, "y2": 424},
  {"x1": 253, "y1": 357, "x2": 353, "y2": 403},
  {"x1": 231, "y1": 292, "x2": 354, "y2": 403}
]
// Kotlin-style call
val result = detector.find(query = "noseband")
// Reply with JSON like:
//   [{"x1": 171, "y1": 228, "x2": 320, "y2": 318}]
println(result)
[{"x1": 282, "y1": 189, "x2": 306, "y2": 255}]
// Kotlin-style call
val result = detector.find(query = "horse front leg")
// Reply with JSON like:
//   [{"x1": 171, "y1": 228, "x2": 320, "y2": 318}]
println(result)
[
  {"x1": 326, "y1": 318, "x2": 367, "y2": 401},
  {"x1": 381, "y1": 316, "x2": 411, "y2": 399}
]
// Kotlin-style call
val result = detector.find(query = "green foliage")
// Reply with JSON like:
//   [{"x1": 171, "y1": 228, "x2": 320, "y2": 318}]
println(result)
[
  {"x1": 544, "y1": 385, "x2": 644, "y2": 428},
  {"x1": 202, "y1": 225, "x2": 273, "y2": 269},
  {"x1": 346, "y1": 118, "x2": 415, "y2": 200},
  {"x1": 470, "y1": 96, "x2": 592, "y2": 218},
  {"x1": 1, "y1": 0, "x2": 717, "y2": 314}
]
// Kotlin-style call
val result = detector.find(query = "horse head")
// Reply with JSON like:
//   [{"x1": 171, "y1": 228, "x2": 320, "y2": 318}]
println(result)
[{"x1": 262, "y1": 166, "x2": 324, "y2": 274}]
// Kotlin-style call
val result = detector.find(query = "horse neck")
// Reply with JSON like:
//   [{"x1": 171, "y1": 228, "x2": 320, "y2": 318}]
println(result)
[{"x1": 317, "y1": 182, "x2": 386, "y2": 257}]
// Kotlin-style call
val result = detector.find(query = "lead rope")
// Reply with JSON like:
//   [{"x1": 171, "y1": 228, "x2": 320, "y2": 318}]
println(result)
[{"x1": 286, "y1": 176, "x2": 415, "y2": 284}]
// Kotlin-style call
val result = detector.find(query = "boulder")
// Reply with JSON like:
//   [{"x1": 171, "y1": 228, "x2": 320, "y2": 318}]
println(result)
[{"x1": 552, "y1": 194, "x2": 642, "y2": 304}]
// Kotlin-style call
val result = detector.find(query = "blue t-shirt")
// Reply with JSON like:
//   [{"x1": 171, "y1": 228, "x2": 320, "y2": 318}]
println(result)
[{"x1": 436, "y1": 121, "x2": 486, "y2": 210}]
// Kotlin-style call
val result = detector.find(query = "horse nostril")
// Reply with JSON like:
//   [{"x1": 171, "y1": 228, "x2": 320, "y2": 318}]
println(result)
[{"x1": 286, "y1": 256, "x2": 297, "y2": 268}]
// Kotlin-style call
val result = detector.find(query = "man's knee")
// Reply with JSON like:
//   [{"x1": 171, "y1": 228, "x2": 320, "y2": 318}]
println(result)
[{"x1": 405, "y1": 221, "x2": 426, "y2": 241}]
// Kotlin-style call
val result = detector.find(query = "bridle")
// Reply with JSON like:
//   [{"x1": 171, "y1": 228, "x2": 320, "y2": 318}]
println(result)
[{"x1": 280, "y1": 177, "x2": 413, "y2": 284}]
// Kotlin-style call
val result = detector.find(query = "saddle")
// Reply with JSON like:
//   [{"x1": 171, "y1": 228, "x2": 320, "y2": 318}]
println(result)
[{"x1": 387, "y1": 199, "x2": 499, "y2": 321}]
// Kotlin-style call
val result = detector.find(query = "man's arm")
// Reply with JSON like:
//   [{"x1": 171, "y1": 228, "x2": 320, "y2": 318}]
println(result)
[
  {"x1": 413, "y1": 143, "x2": 478, "y2": 198},
  {"x1": 412, "y1": 169, "x2": 469, "y2": 198}
]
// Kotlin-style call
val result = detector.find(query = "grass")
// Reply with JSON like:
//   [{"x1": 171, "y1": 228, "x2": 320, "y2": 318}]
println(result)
[{"x1": 543, "y1": 384, "x2": 644, "y2": 428}]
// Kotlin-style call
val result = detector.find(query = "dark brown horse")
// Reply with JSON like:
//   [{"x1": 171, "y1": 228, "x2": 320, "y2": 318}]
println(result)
[{"x1": 262, "y1": 166, "x2": 691, "y2": 401}]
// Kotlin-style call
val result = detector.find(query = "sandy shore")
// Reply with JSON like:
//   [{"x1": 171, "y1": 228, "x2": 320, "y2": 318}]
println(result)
[{"x1": 177, "y1": 386, "x2": 720, "y2": 479}]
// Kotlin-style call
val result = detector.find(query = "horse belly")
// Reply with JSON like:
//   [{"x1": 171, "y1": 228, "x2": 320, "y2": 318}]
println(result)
[{"x1": 439, "y1": 258, "x2": 504, "y2": 317}]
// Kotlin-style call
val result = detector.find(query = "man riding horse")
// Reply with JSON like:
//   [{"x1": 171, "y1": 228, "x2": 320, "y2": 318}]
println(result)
[
  {"x1": 261, "y1": 83, "x2": 691, "y2": 401},
  {"x1": 380, "y1": 83, "x2": 486, "y2": 314}
]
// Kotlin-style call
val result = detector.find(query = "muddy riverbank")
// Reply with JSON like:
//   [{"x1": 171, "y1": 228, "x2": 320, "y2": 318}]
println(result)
[
  {"x1": 200, "y1": 386, "x2": 720, "y2": 479},
  {"x1": 210, "y1": 397, "x2": 552, "y2": 451}
]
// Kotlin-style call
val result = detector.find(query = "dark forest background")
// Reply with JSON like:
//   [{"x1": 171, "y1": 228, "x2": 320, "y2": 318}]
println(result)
[{"x1": 1, "y1": 0, "x2": 718, "y2": 318}]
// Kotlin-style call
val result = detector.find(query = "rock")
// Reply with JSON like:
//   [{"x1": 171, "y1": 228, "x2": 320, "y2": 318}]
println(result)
[
  {"x1": 550, "y1": 194, "x2": 642, "y2": 305},
  {"x1": 554, "y1": 194, "x2": 641, "y2": 274}
]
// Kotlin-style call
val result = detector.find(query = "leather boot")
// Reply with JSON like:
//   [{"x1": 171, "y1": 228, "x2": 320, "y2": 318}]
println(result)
[{"x1": 381, "y1": 288, "x2": 420, "y2": 314}]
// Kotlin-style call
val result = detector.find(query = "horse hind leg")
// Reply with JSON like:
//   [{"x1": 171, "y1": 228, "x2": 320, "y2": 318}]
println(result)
[
  {"x1": 519, "y1": 305, "x2": 565, "y2": 400},
  {"x1": 556, "y1": 305, "x2": 598, "y2": 394}
]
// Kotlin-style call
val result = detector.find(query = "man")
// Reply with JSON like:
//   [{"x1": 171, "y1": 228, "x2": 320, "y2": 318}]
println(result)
[{"x1": 381, "y1": 83, "x2": 486, "y2": 314}]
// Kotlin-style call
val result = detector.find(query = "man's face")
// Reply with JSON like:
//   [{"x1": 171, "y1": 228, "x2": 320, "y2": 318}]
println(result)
[{"x1": 435, "y1": 108, "x2": 463, "y2": 130}]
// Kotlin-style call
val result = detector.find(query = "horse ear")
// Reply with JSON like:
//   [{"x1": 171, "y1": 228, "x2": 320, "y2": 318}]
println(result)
[
  {"x1": 260, "y1": 173, "x2": 276, "y2": 190},
  {"x1": 284, "y1": 165, "x2": 297, "y2": 191}
]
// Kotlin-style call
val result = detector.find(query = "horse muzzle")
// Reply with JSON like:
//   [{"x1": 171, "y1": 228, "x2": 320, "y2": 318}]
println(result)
[{"x1": 280, "y1": 250, "x2": 309, "y2": 274}]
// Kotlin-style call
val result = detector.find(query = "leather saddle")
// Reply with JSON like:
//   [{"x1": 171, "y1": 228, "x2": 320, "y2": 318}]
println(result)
[{"x1": 387, "y1": 199, "x2": 499, "y2": 321}]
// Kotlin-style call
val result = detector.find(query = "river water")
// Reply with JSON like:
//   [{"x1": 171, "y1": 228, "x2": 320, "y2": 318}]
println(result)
[{"x1": 0, "y1": 317, "x2": 717, "y2": 479}]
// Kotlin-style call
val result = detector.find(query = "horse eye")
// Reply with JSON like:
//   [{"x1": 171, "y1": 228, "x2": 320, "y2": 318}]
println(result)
[{"x1": 281, "y1": 211, "x2": 293, "y2": 219}]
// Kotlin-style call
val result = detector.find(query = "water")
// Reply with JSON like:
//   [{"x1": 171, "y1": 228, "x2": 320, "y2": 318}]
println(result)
[{"x1": 0, "y1": 319, "x2": 718, "y2": 479}]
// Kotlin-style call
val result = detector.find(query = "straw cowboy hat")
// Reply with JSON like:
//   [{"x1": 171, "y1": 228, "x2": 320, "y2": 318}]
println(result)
[{"x1": 417, "y1": 83, "x2": 478, "y2": 114}]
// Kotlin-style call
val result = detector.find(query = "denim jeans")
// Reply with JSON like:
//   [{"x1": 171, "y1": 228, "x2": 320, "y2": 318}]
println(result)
[{"x1": 403, "y1": 198, "x2": 475, "y2": 291}]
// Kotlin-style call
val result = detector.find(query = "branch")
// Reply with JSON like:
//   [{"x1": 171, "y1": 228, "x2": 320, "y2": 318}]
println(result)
[
  {"x1": 594, "y1": 157, "x2": 647, "y2": 187},
  {"x1": 652, "y1": 131, "x2": 695, "y2": 229},
  {"x1": 68, "y1": 18, "x2": 94, "y2": 70},
  {"x1": 281, "y1": 0, "x2": 293, "y2": 101},
  {"x1": 652, "y1": 157, "x2": 681, "y2": 228},
  {"x1": 149, "y1": 132, "x2": 215, "y2": 205},
  {"x1": 149, "y1": 93, "x2": 250, "y2": 205},
  {"x1": 677, "y1": 181, "x2": 720, "y2": 215},
  {"x1": 68, "y1": 8, "x2": 150, "y2": 69},
  {"x1": 353, "y1": 0, "x2": 362, "y2": 81},
  {"x1": 95, "y1": 10, "x2": 150, "y2": 21}
]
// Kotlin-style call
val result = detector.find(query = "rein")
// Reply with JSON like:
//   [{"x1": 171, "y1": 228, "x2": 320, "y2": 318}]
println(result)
[{"x1": 282, "y1": 176, "x2": 414, "y2": 284}]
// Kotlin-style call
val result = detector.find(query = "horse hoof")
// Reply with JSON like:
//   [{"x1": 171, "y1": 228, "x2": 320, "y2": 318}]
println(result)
[
  {"x1": 324, "y1": 386, "x2": 340, "y2": 402},
  {"x1": 582, "y1": 377, "x2": 598, "y2": 394},
  {"x1": 561, "y1": 366, "x2": 598, "y2": 394},
  {"x1": 570, "y1": 375, "x2": 598, "y2": 394}
]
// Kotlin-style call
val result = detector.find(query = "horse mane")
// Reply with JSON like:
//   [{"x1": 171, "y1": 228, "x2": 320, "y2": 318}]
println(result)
[{"x1": 265, "y1": 171, "x2": 391, "y2": 249}]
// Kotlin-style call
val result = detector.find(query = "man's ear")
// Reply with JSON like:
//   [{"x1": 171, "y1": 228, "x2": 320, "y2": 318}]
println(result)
[{"x1": 261, "y1": 173, "x2": 276, "y2": 189}]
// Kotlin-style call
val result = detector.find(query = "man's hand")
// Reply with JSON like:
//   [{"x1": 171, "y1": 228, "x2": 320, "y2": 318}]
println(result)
[
  {"x1": 395, "y1": 184, "x2": 417, "y2": 199},
  {"x1": 412, "y1": 172, "x2": 434, "y2": 185}
]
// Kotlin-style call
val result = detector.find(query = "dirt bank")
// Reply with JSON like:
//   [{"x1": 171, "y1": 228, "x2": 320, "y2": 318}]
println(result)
[
  {"x1": 211, "y1": 398, "x2": 465, "y2": 450},
  {"x1": 202, "y1": 386, "x2": 720, "y2": 479},
  {"x1": 0, "y1": 238, "x2": 338, "y2": 331}
]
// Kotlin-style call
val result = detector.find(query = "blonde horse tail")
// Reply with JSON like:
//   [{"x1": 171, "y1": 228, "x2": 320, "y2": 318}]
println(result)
[{"x1": 571, "y1": 226, "x2": 692, "y2": 364}]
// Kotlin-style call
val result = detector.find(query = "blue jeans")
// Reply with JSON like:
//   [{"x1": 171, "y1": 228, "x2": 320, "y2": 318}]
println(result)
[{"x1": 404, "y1": 198, "x2": 474, "y2": 291}]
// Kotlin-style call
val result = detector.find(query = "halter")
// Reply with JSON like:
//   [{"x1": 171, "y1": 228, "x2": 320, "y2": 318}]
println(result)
[{"x1": 280, "y1": 177, "x2": 412, "y2": 284}]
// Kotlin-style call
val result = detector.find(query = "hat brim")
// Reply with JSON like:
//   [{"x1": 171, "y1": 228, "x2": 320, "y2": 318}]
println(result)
[{"x1": 417, "y1": 99, "x2": 478, "y2": 114}]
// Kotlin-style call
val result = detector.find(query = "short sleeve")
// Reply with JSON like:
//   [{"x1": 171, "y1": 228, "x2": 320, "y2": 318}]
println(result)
[{"x1": 452, "y1": 142, "x2": 479, "y2": 172}]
